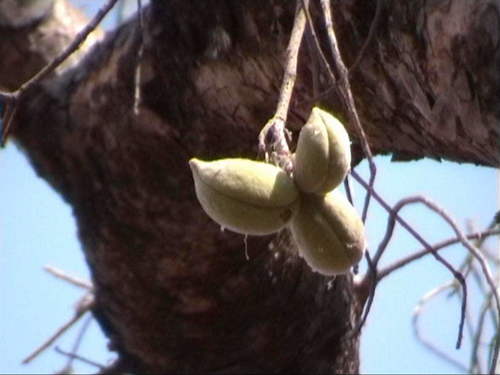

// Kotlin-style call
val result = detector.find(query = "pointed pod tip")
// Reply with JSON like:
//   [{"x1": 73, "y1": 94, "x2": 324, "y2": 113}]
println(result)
[{"x1": 188, "y1": 158, "x2": 202, "y2": 173}]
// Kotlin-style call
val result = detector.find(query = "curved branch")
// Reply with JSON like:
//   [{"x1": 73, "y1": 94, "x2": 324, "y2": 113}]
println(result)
[{"x1": 412, "y1": 281, "x2": 468, "y2": 372}]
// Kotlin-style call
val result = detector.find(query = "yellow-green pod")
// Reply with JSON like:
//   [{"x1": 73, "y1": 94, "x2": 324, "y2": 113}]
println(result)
[
  {"x1": 290, "y1": 190, "x2": 365, "y2": 276},
  {"x1": 294, "y1": 107, "x2": 351, "y2": 194},
  {"x1": 189, "y1": 158, "x2": 300, "y2": 235}
]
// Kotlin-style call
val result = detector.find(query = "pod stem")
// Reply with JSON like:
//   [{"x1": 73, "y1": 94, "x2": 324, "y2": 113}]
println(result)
[{"x1": 258, "y1": 0, "x2": 309, "y2": 173}]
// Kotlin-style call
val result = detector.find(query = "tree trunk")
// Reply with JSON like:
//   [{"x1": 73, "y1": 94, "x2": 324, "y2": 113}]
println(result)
[{"x1": 2, "y1": 0, "x2": 498, "y2": 373}]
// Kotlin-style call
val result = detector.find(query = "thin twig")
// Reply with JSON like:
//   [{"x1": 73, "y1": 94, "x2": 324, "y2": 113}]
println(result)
[
  {"x1": 410, "y1": 197, "x2": 500, "y2": 373},
  {"x1": 20, "y1": 0, "x2": 116, "y2": 92},
  {"x1": 470, "y1": 292, "x2": 494, "y2": 374},
  {"x1": 377, "y1": 229, "x2": 500, "y2": 281},
  {"x1": 350, "y1": 251, "x2": 377, "y2": 337},
  {"x1": 412, "y1": 281, "x2": 469, "y2": 372},
  {"x1": 44, "y1": 265, "x2": 93, "y2": 290},
  {"x1": 363, "y1": 229, "x2": 500, "y2": 345},
  {"x1": 376, "y1": 220, "x2": 500, "y2": 372},
  {"x1": 344, "y1": 175, "x2": 354, "y2": 205},
  {"x1": 22, "y1": 294, "x2": 94, "y2": 364},
  {"x1": 64, "y1": 314, "x2": 94, "y2": 370},
  {"x1": 352, "y1": 171, "x2": 467, "y2": 348},
  {"x1": 318, "y1": 0, "x2": 376, "y2": 223},
  {"x1": 0, "y1": 0, "x2": 119, "y2": 145},
  {"x1": 449, "y1": 215, "x2": 499, "y2": 298},
  {"x1": 468, "y1": 262, "x2": 499, "y2": 332},
  {"x1": 0, "y1": 100, "x2": 18, "y2": 144},
  {"x1": 258, "y1": 0, "x2": 308, "y2": 171},
  {"x1": 55, "y1": 346, "x2": 105, "y2": 370},
  {"x1": 348, "y1": 0, "x2": 383, "y2": 74},
  {"x1": 133, "y1": 0, "x2": 145, "y2": 115},
  {"x1": 301, "y1": 0, "x2": 335, "y2": 83},
  {"x1": 463, "y1": 306, "x2": 481, "y2": 374},
  {"x1": 371, "y1": 194, "x2": 500, "y2": 366},
  {"x1": 274, "y1": 1, "x2": 307, "y2": 124},
  {"x1": 0, "y1": 91, "x2": 15, "y2": 101}
]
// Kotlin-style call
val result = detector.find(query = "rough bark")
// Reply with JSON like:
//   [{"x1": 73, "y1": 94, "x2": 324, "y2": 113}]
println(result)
[{"x1": 2, "y1": 0, "x2": 499, "y2": 373}]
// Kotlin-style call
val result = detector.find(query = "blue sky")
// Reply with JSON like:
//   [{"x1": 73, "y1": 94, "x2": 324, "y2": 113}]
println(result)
[{"x1": 0, "y1": 1, "x2": 498, "y2": 374}]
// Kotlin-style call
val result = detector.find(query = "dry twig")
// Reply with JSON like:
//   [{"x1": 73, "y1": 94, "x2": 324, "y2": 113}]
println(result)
[
  {"x1": 348, "y1": 0, "x2": 383, "y2": 74},
  {"x1": 0, "y1": 0, "x2": 119, "y2": 145},
  {"x1": 412, "y1": 281, "x2": 468, "y2": 372},
  {"x1": 318, "y1": 0, "x2": 376, "y2": 222},
  {"x1": 44, "y1": 265, "x2": 93, "y2": 290},
  {"x1": 133, "y1": 0, "x2": 145, "y2": 115},
  {"x1": 52, "y1": 313, "x2": 106, "y2": 373},
  {"x1": 258, "y1": 0, "x2": 308, "y2": 172},
  {"x1": 22, "y1": 294, "x2": 94, "y2": 364},
  {"x1": 352, "y1": 171, "x2": 467, "y2": 349},
  {"x1": 377, "y1": 228, "x2": 500, "y2": 281},
  {"x1": 55, "y1": 345, "x2": 105, "y2": 371}
]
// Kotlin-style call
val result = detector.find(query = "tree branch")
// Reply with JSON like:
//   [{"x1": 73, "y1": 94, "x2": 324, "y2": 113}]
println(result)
[
  {"x1": 0, "y1": 0, "x2": 119, "y2": 145},
  {"x1": 377, "y1": 229, "x2": 500, "y2": 281},
  {"x1": 412, "y1": 281, "x2": 468, "y2": 372},
  {"x1": 258, "y1": 0, "x2": 307, "y2": 172}
]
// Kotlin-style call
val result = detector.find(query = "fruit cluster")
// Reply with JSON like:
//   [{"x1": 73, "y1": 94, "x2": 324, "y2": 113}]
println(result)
[{"x1": 189, "y1": 108, "x2": 366, "y2": 276}]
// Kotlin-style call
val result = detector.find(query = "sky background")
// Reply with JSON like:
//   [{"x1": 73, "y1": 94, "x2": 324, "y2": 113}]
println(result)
[{"x1": 1, "y1": 1, "x2": 499, "y2": 374}]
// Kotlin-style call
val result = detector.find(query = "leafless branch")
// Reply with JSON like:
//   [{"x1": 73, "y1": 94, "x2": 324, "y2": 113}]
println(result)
[
  {"x1": 412, "y1": 281, "x2": 468, "y2": 372},
  {"x1": 350, "y1": 251, "x2": 376, "y2": 338},
  {"x1": 318, "y1": 0, "x2": 376, "y2": 223},
  {"x1": 133, "y1": 0, "x2": 145, "y2": 115},
  {"x1": 55, "y1": 346, "x2": 105, "y2": 370},
  {"x1": 0, "y1": 0, "x2": 119, "y2": 145},
  {"x1": 352, "y1": 171, "x2": 467, "y2": 348},
  {"x1": 22, "y1": 294, "x2": 94, "y2": 364},
  {"x1": 409, "y1": 196, "x2": 500, "y2": 373},
  {"x1": 365, "y1": 193, "x2": 500, "y2": 371},
  {"x1": 348, "y1": 0, "x2": 383, "y2": 74},
  {"x1": 44, "y1": 265, "x2": 93, "y2": 290},
  {"x1": 62, "y1": 314, "x2": 94, "y2": 371},
  {"x1": 469, "y1": 292, "x2": 494, "y2": 374},
  {"x1": 258, "y1": 0, "x2": 308, "y2": 172},
  {"x1": 377, "y1": 229, "x2": 500, "y2": 281},
  {"x1": 301, "y1": 0, "x2": 335, "y2": 83}
]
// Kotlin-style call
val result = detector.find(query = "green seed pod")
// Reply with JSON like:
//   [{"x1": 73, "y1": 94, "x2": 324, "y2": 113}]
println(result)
[
  {"x1": 294, "y1": 107, "x2": 351, "y2": 194},
  {"x1": 189, "y1": 158, "x2": 300, "y2": 235},
  {"x1": 290, "y1": 190, "x2": 365, "y2": 276}
]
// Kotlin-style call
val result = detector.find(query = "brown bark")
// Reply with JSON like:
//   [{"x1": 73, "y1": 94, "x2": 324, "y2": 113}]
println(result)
[{"x1": 2, "y1": 0, "x2": 499, "y2": 373}]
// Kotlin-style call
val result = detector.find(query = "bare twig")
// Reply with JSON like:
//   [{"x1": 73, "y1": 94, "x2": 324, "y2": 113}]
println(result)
[
  {"x1": 44, "y1": 265, "x2": 93, "y2": 290},
  {"x1": 0, "y1": 0, "x2": 119, "y2": 145},
  {"x1": 451, "y1": 216, "x2": 500, "y2": 294},
  {"x1": 377, "y1": 229, "x2": 500, "y2": 281},
  {"x1": 350, "y1": 251, "x2": 377, "y2": 337},
  {"x1": 348, "y1": 0, "x2": 383, "y2": 74},
  {"x1": 355, "y1": 229, "x2": 500, "y2": 339},
  {"x1": 409, "y1": 196, "x2": 500, "y2": 373},
  {"x1": 273, "y1": 1, "x2": 307, "y2": 126},
  {"x1": 352, "y1": 171, "x2": 467, "y2": 348},
  {"x1": 63, "y1": 314, "x2": 94, "y2": 371},
  {"x1": 470, "y1": 292, "x2": 494, "y2": 374},
  {"x1": 258, "y1": 0, "x2": 308, "y2": 172},
  {"x1": 412, "y1": 281, "x2": 468, "y2": 372},
  {"x1": 18, "y1": 0, "x2": 116, "y2": 92},
  {"x1": 318, "y1": 0, "x2": 376, "y2": 223},
  {"x1": 133, "y1": 0, "x2": 145, "y2": 115},
  {"x1": 22, "y1": 294, "x2": 94, "y2": 364},
  {"x1": 55, "y1": 346, "x2": 105, "y2": 370},
  {"x1": 367, "y1": 194, "x2": 500, "y2": 369},
  {"x1": 343, "y1": 175, "x2": 354, "y2": 205},
  {"x1": 0, "y1": 99, "x2": 18, "y2": 142},
  {"x1": 301, "y1": 0, "x2": 335, "y2": 83}
]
